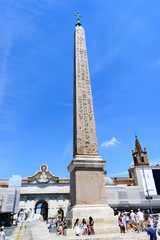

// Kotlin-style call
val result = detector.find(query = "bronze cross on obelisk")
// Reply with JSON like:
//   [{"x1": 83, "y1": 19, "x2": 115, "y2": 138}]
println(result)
[{"x1": 74, "y1": 12, "x2": 82, "y2": 26}]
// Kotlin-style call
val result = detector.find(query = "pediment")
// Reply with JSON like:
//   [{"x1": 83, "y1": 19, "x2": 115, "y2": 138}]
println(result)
[{"x1": 27, "y1": 164, "x2": 59, "y2": 184}]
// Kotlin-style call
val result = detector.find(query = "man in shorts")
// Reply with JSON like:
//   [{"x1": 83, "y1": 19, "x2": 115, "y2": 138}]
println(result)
[{"x1": 137, "y1": 208, "x2": 144, "y2": 231}]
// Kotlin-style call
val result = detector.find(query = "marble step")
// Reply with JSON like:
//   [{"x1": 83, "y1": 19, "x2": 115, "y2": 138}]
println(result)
[
  {"x1": 50, "y1": 232, "x2": 147, "y2": 240},
  {"x1": 6, "y1": 223, "x2": 150, "y2": 240}
]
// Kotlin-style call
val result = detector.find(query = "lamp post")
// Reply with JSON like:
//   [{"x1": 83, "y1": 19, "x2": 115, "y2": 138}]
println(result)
[{"x1": 139, "y1": 152, "x2": 153, "y2": 215}]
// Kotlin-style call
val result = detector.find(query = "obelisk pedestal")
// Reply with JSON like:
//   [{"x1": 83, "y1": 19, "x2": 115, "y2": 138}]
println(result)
[
  {"x1": 65, "y1": 16, "x2": 119, "y2": 235},
  {"x1": 65, "y1": 155, "x2": 119, "y2": 235}
]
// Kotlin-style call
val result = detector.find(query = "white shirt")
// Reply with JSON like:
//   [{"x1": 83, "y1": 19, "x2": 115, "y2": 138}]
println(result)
[
  {"x1": 75, "y1": 224, "x2": 80, "y2": 235},
  {"x1": 130, "y1": 212, "x2": 135, "y2": 221},
  {"x1": 149, "y1": 218, "x2": 154, "y2": 228},
  {"x1": 137, "y1": 211, "x2": 144, "y2": 221},
  {"x1": 0, "y1": 231, "x2": 5, "y2": 240}
]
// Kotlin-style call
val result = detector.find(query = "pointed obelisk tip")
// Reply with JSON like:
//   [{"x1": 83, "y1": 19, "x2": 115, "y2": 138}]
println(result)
[{"x1": 74, "y1": 12, "x2": 82, "y2": 26}]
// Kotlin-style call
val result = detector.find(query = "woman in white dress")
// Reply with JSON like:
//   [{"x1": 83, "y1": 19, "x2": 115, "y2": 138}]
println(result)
[{"x1": 74, "y1": 218, "x2": 80, "y2": 236}]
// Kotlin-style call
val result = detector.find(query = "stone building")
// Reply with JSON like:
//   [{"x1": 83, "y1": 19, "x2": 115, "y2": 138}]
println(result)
[
  {"x1": 20, "y1": 136, "x2": 160, "y2": 217},
  {"x1": 106, "y1": 136, "x2": 160, "y2": 211},
  {"x1": 19, "y1": 164, "x2": 70, "y2": 220},
  {"x1": 0, "y1": 136, "x2": 160, "y2": 224}
]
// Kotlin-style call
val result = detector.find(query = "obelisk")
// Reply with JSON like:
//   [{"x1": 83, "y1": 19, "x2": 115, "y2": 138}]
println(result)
[{"x1": 65, "y1": 14, "x2": 119, "y2": 235}]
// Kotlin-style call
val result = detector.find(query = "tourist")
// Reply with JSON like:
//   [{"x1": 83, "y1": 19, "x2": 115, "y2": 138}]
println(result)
[
  {"x1": 114, "y1": 208, "x2": 119, "y2": 216},
  {"x1": 88, "y1": 216, "x2": 95, "y2": 235},
  {"x1": 129, "y1": 210, "x2": 138, "y2": 232},
  {"x1": 57, "y1": 219, "x2": 63, "y2": 235},
  {"x1": 47, "y1": 221, "x2": 50, "y2": 230},
  {"x1": 149, "y1": 215, "x2": 154, "y2": 229},
  {"x1": 48, "y1": 220, "x2": 53, "y2": 232},
  {"x1": 130, "y1": 210, "x2": 135, "y2": 223},
  {"x1": 0, "y1": 227, "x2": 5, "y2": 240},
  {"x1": 114, "y1": 208, "x2": 119, "y2": 220},
  {"x1": 137, "y1": 209, "x2": 144, "y2": 231},
  {"x1": 144, "y1": 216, "x2": 150, "y2": 231},
  {"x1": 128, "y1": 210, "x2": 139, "y2": 233},
  {"x1": 81, "y1": 218, "x2": 87, "y2": 235},
  {"x1": 147, "y1": 223, "x2": 156, "y2": 240},
  {"x1": 135, "y1": 211, "x2": 139, "y2": 227},
  {"x1": 122, "y1": 212, "x2": 126, "y2": 228},
  {"x1": 118, "y1": 216, "x2": 125, "y2": 233},
  {"x1": 74, "y1": 218, "x2": 80, "y2": 236},
  {"x1": 124, "y1": 212, "x2": 130, "y2": 232}
]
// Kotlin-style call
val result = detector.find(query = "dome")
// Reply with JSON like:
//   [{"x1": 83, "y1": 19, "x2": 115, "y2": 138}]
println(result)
[
  {"x1": 104, "y1": 176, "x2": 114, "y2": 185},
  {"x1": 129, "y1": 161, "x2": 134, "y2": 169}
]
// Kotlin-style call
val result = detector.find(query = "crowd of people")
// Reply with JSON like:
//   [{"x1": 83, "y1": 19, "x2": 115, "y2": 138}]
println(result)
[
  {"x1": 55, "y1": 216, "x2": 95, "y2": 236},
  {"x1": 48, "y1": 208, "x2": 159, "y2": 239},
  {"x1": 74, "y1": 217, "x2": 95, "y2": 236},
  {"x1": 115, "y1": 208, "x2": 158, "y2": 237}
]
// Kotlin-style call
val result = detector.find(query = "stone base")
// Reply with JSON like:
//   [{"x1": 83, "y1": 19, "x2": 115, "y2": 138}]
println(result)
[
  {"x1": 68, "y1": 155, "x2": 108, "y2": 206},
  {"x1": 64, "y1": 204, "x2": 119, "y2": 236}
]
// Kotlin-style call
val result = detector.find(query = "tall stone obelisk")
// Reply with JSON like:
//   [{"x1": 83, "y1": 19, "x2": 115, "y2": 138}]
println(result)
[{"x1": 66, "y1": 14, "x2": 119, "y2": 235}]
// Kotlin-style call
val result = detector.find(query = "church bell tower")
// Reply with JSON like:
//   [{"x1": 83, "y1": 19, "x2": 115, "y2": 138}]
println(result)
[{"x1": 132, "y1": 136, "x2": 149, "y2": 167}]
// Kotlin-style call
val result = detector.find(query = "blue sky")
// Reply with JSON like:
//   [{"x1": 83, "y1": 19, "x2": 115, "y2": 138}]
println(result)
[{"x1": 0, "y1": 0, "x2": 160, "y2": 179}]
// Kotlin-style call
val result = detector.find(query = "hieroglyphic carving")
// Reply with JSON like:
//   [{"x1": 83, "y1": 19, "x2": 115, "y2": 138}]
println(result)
[{"x1": 73, "y1": 26, "x2": 98, "y2": 156}]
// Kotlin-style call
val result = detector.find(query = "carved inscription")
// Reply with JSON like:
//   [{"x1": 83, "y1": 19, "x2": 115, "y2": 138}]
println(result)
[{"x1": 73, "y1": 26, "x2": 98, "y2": 156}]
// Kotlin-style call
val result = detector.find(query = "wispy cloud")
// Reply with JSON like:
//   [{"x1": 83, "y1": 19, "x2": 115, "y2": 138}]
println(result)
[
  {"x1": 0, "y1": 1, "x2": 51, "y2": 149},
  {"x1": 101, "y1": 137, "x2": 120, "y2": 147},
  {"x1": 0, "y1": 0, "x2": 60, "y2": 107},
  {"x1": 56, "y1": 102, "x2": 73, "y2": 107},
  {"x1": 91, "y1": 45, "x2": 122, "y2": 75},
  {"x1": 110, "y1": 171, "x2": 128, "y2": 177}
]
